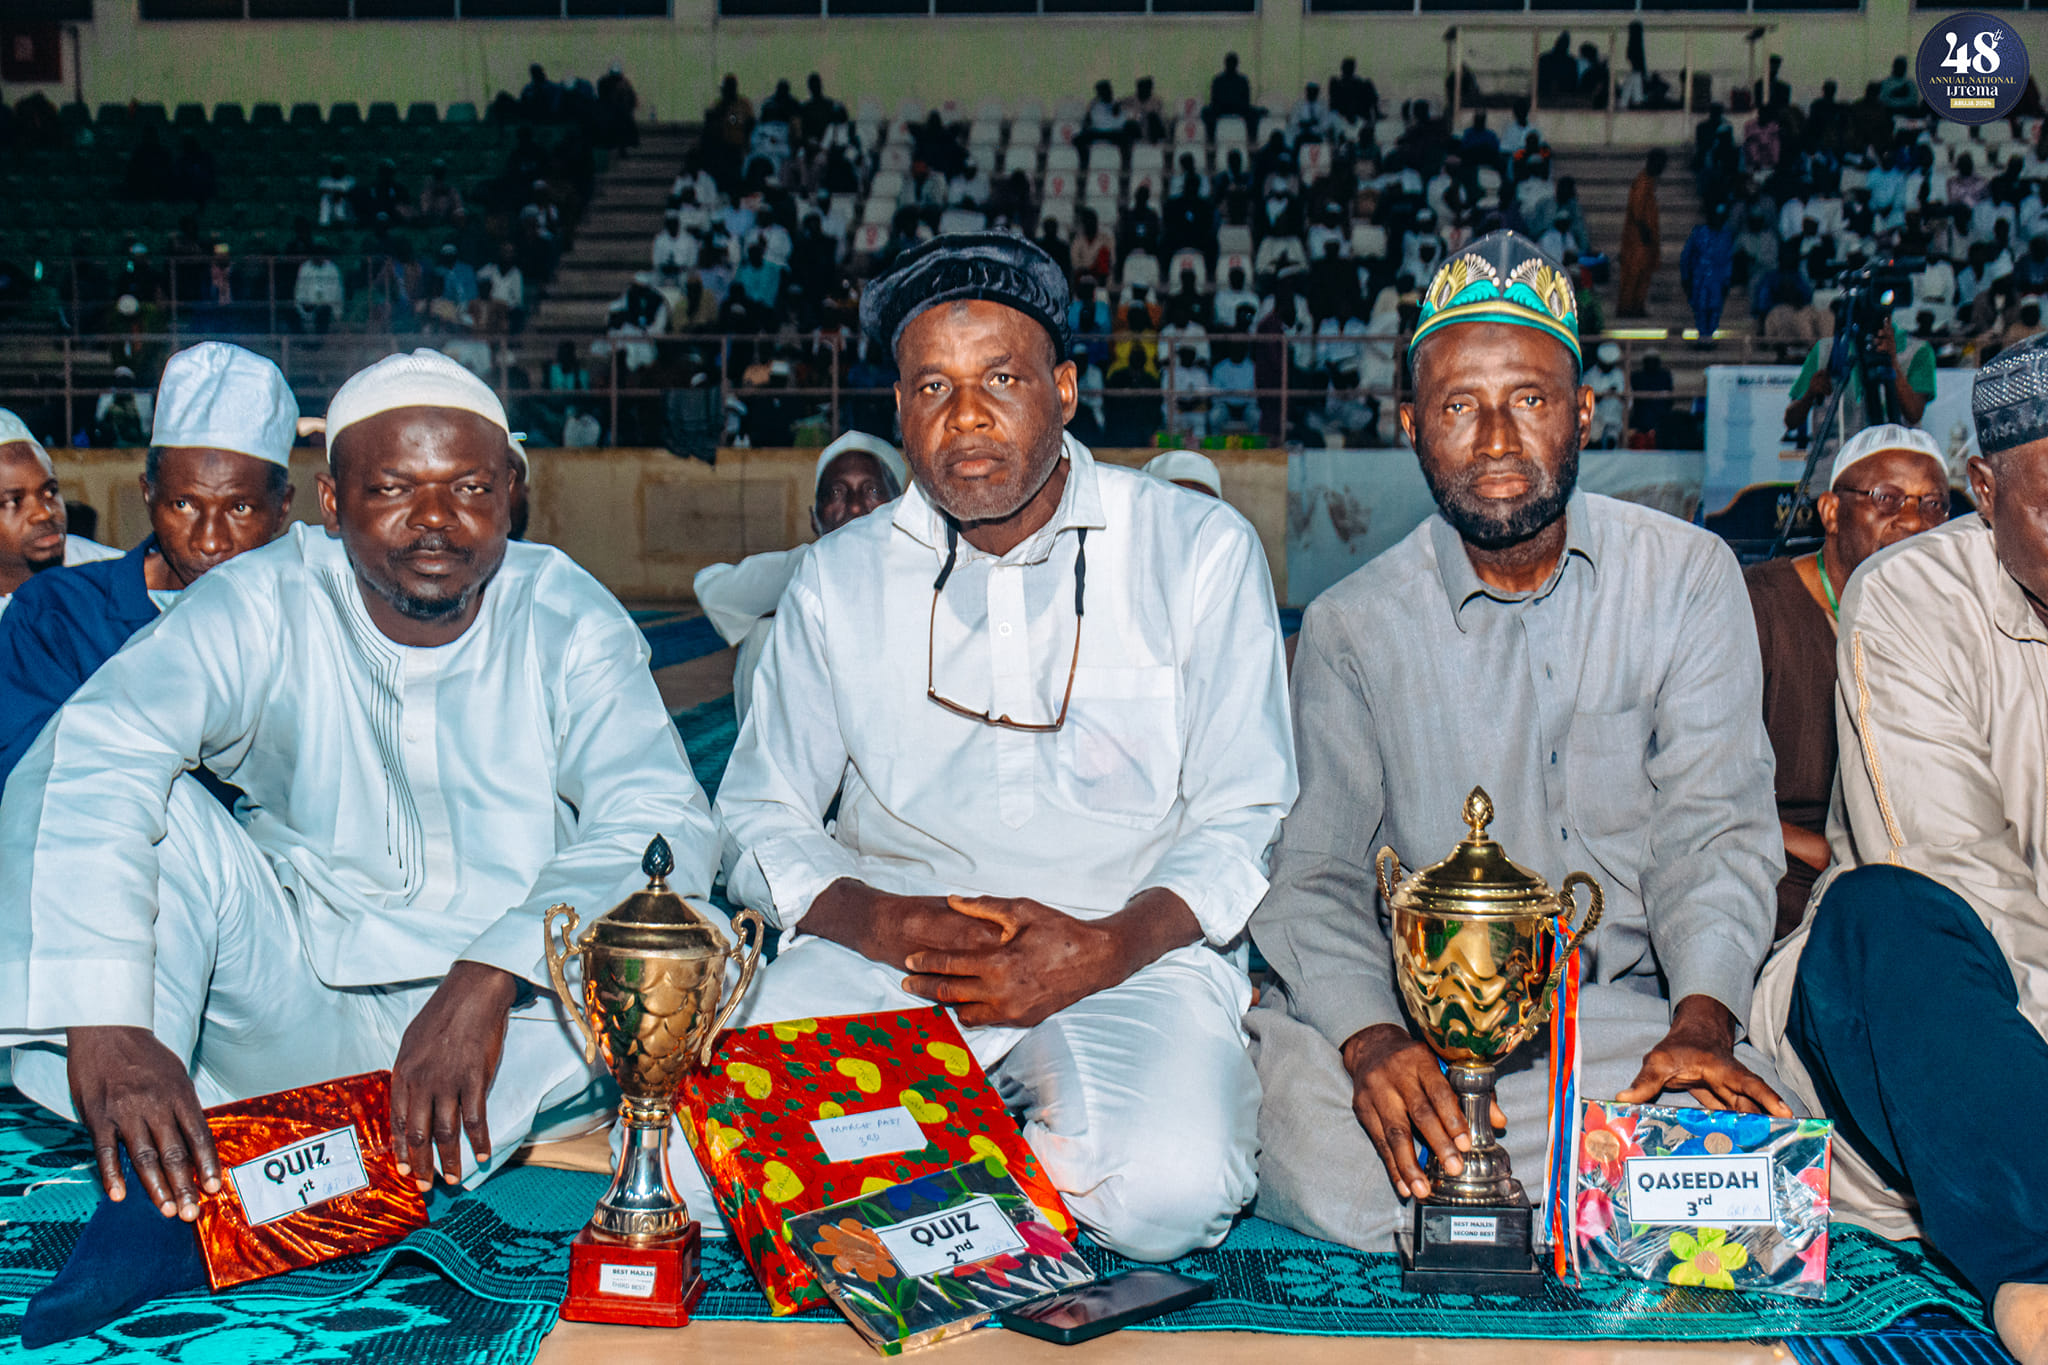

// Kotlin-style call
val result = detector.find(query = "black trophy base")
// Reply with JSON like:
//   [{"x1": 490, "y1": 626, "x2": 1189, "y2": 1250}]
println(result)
[{"x1": 1397, "y1": 1199, "x2": 1546, "y2": 1295}]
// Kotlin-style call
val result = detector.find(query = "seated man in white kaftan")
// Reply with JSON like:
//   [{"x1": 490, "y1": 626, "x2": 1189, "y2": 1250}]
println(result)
[
  {"x1": 0, "y1": 350, "x2": 719, "y2": 1231},
  {"x1": 704, "y1": 234, "x2": 1299, "y2": 1262}
]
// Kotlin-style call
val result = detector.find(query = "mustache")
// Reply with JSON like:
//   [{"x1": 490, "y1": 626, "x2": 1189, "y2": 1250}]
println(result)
[{"x1": 394, "y1": 533, "x2": 472, "y2": 560}]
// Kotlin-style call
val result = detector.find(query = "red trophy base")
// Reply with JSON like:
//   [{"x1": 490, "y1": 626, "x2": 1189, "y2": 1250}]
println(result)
[{"x1": 558, "y1": 1223, "x2": 706, "y2": 1327}]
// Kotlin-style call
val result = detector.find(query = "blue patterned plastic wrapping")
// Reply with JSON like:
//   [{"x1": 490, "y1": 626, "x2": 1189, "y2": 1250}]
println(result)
[{"x1": 1574, "y1": 1101, "x2": 1835, "y2": 1300}]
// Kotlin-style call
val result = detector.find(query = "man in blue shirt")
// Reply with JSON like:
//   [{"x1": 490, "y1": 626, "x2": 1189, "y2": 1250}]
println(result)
[{"x1": 0, "y1": 342, "x2": 299, "y2": 783}]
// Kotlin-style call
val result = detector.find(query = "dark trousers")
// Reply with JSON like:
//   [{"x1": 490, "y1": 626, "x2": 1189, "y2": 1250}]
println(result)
[{"x1": 1787, "y1": 864, "x2": 2048, "y2": 1302}]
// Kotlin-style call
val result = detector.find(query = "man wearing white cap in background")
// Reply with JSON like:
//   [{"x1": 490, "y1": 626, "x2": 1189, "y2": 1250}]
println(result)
[
  {"x1": 693, "y1": 430, "x2": 905, "y2": 722},
  {"x1": 0, "y1": 343, "x2": 301, "y2": 784},
  {"x1": 1742, "y1": 423, "x2": 1950, "y2": 940},
  {"x1": 0, "y1": 348, "x2": 719, "y2": 1343},
  {"x1": 1141, "y1": 449, "x2": 1223, "y2": 499},
  {"x1": 0, "y1": 409, "x2": 121, "y2": 623}
]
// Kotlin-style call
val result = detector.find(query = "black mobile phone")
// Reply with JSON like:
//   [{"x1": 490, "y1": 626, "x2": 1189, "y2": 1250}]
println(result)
[{"x1": 998, "y1": 1269, "x2": 1215, "y2": 1345}]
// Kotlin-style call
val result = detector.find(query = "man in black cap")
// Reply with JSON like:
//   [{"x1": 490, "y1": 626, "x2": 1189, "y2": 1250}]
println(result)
[
  {"x1": 709, "y1": 233, "x2": 1297, "y2": 1261},
  {"x1": 1751, "y1": 332, "x2": 2048, "y2": 1363}
]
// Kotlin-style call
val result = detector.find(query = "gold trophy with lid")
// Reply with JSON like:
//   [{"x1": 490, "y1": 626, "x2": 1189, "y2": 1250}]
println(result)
[
  {"x1": 544, "y1": 834, "x2": 765, "y2": 1327},
  {"x1": 1376, "y1": 788, "x2": 1602, "y2": 1292}
]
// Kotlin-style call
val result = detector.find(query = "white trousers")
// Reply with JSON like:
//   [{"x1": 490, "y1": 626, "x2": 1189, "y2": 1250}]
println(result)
[
  {"x1": 10, "y1": 778, "x2": 609, "y2": 1187},
  {"x1": 663, "y1": 936, "x2": 1261, "y2": 1263},
  {"x1": 1246, "y1": 982, "x2": 1801, "y2": 1250}
]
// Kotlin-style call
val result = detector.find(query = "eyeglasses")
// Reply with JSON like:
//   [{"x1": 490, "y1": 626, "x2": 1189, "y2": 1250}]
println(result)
[
  {"x1": 1834, "y1": 485, "x2": 1950, "y2": 523},
  {"x1": 926, "y1": 524, "x2": 1088, "y2": 732}
]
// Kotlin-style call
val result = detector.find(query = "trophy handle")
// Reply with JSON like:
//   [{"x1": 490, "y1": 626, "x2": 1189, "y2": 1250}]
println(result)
[
  {"x1": 1529, "y1": 873, "x2": 1605, "y2": 1030},
  {"x1": 697, "y1": 908, "x2": 768, "y2": 1069},
  {"x1": 1375, "y1": 847, "x2": 1404, "y2": 906},
  {"x1": 543, "y1": 903, "x2": 602, "y2": 1067}
]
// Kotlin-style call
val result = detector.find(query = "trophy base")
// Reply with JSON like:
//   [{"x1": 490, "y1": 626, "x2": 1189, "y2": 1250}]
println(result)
[
  {"x1": 559, "y1": 1223, "x2": 706, "y2": 1327},
  {"x1": 1397, "y1": 1200, "x2": 1546, "y2": 1296}
]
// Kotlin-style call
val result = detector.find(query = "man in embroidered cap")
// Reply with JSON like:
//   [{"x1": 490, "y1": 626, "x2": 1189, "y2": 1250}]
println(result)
[
  {"x1": 709, "y1": 233, "x2": 1296, "y2": 1261},
  {"x1": 1743, "y1": 423, "x2": 1950, "y2": 940},
  {"x1": 0, "y1": 349, "x2": 718, "y2": 1343},
  {"x1": 693, "y1": 430, "x2": 905, "y2": 724},
  {"x1": 1249, "y1": 229, "x2": 1793, "y2": 1251},
  {"x1": 1750, "y1": 332, "x2": 2048, "y2": 1363},
  {"x1": 0, "y1": 343, "x2": 302, "y2": 784},
  {"x1": 0, "y1": 408, "x2": 121, "y2": 623}
]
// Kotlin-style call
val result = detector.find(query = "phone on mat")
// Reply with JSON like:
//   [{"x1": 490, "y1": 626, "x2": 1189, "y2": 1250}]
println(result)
[{"x1": 998, "y1": 1269, "x2": 1215, "y2": 1345}]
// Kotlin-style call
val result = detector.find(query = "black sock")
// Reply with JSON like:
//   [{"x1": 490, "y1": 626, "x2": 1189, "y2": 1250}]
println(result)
[{"x1": 18, "y1": 1152, "x2": 209, "y2": 1349}]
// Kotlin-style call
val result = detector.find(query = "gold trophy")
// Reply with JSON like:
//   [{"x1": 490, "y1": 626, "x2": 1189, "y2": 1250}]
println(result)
[
  {"x1": 1376, "y1": 788, "x2": 1601, "y2": 1292},
  {"x1": 544, "y1": 834, "x2": 766, "y2": 1327}
]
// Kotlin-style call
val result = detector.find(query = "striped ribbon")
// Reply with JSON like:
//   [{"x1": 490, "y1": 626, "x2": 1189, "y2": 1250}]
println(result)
[{"x1": 1541, "y1": 913, "x2": 1583, "y2": 1281}]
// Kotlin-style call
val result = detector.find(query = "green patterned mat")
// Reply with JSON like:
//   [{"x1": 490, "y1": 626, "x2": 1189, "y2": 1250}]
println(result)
[{"x1": 0, "y1": 1084, "x2": 1992, "y2": 1362}]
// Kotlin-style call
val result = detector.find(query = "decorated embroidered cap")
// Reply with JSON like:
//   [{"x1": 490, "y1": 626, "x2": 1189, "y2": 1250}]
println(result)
[
  {"x1": 1973, "y1": 331, "x2": 2048, "y2": 458},
  {"x1": 1409, "y1": 229, "x2": 1582, "y2": 369},
  {"x1": 860, "y1": 232, "x2": 1072, "y2": 360},
  {"x1": 1830, "y1": 422, "x2": 1945, "y2": 487}
]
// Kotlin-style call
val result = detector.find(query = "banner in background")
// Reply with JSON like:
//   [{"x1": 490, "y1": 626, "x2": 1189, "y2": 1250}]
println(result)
[
  {"x1": 1704, "y1": 363, "x2": 1981, "y2": 517},
  {"x1": 1285, "y1": 449, "x2": 1706, "y2": 608},
  {"x1": 1704, "y1": 366, "x2": 1802, "y2": 518}
]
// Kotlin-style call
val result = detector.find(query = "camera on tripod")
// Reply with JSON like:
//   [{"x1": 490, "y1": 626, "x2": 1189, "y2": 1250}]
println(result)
[{"x1": 1832, "y1": 257, "x2": 1924, "y2": 362}]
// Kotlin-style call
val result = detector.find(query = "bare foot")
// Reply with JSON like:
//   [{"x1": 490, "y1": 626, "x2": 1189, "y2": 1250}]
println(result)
[{"x1": 1994, "y1": 1283, "x2": 2048, "y2": 1364}]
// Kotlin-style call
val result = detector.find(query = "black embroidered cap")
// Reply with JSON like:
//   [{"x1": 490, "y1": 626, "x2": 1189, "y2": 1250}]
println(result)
[{"x1": 860, "y1": 232, "x2": 1072, "y2": 361}]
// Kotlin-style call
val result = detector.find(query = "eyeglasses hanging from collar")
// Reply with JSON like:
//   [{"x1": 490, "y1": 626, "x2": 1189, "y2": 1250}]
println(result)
[{"x1": 926, "y1": 521, "x2": 1088, "y2": 733}]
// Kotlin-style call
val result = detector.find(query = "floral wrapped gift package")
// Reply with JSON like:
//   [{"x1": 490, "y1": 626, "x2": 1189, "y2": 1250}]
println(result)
[
  {"x1": 1574, "y1": 1101, "x2": 1834, "y2": 1299},
  {"x1": 677, "y1": 1008, "x2": 1077, "y2": 1314},
  {"x1": 790, "y1": 1160, "x2": 1095, "y2": 1354}
]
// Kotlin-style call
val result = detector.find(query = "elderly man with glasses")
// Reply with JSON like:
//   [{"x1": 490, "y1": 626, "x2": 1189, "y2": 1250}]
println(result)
[
  {"x1": 707, "y1": 234, "x2": 1297, "y2": 1262},
  {"x1": 1743, "y1": 423, "x2": 1953, "y2": 940},
  {"x1": 1750, "y1": 334, "x2": 2048, "y2": 1365}
]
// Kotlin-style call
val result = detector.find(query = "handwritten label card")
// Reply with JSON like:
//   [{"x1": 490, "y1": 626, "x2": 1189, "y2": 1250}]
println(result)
[
  {"x1": 809, "y1": 1106, "x2": 928, "y2": 1164},
  {"x1": 1624, "y1": 1155, "x2": 1775, "y2": 1224},
  {"x1": 226, "y1": 1125, "x2": 372, "y2": 1228},
  {"x1": 872, "y1": 1195, "x2": 1027, "y2": 1279}
]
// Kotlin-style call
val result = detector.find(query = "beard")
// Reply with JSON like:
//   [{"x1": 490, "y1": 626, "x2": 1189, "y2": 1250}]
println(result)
[
  {"x1": 1417, "y1": 434, "x2": 1580, "y2": 552},
  {"x1": 919, "y1": 425, "x2": 1066, "y2": 526},
  {"x1": 351, "y1": 532, "x2": 499, "y2": 622}
]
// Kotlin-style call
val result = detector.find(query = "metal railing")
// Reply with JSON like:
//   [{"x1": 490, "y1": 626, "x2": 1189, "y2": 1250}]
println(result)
[{"x1": 0, "y1": 327, "x2": 1878, "y2": 449}]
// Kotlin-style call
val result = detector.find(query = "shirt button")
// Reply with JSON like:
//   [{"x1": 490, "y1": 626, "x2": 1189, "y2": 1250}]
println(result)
[
  {"x1": 998, "y1": 623, "x2": 1013, "y2": 637},
  {"x1": 404, "y1": 729, "x2": 424, "y2": 744}
]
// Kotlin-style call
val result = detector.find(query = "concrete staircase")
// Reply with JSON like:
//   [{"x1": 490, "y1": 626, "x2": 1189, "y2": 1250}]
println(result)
[
  {"x1": 534, "y1": 122, "x2": 698, "y2": 333},
  {"x1": 1556, "y1": 143, "x2": 1744, "y2": 399}
]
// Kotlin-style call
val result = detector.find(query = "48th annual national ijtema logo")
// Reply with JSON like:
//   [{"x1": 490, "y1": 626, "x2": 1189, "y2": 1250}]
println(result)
[{"x1": 1916, "y1": 12, "x2": 2030, "y2": 124}]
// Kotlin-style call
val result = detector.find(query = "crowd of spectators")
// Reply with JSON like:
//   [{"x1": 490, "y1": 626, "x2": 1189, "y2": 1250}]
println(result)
[
  {"x1": 605, "y1": 57, "x2": 1611, "y2": 450},
  {"x1": 1687, "y1": 55, "x2": 2048, "y2": 375}
]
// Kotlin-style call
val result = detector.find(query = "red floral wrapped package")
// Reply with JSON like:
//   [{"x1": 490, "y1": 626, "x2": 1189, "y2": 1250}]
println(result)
[{"x1": 677, "y1": 1008, "x2": 1075, "y2": 1315}]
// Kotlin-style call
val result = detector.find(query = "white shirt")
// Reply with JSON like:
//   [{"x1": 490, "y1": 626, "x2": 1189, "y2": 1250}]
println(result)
[
  {"x1": 0, "y1": 523, "x2": 718, "y2": 1030},
  {"x1": 0, "y1": 535, "x2": 123, "y2": 621},
  {"x1": 716, "y1": 436, "x2": 1296, "y2": 954},
  {"x1": 295, "y1": 260, "x2": 344, "y2": 308},
  {"x1": 653, "y1": 228, "x2": 699, "y2": 273},
  {"x1": 477, "y1": 263, "x2": 525, "y2": 309},
  {"x1": 694, "y1": 544, "x2": 810, "y2": 725}
]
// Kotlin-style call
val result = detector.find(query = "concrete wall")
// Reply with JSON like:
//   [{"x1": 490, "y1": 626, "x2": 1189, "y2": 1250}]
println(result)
[
  {"x1": 53, "y1": 444, "x2": 1292, "y2": 602},
  {"x1": 34, "y1": 0, "x2": 2041, "y2": 141}
]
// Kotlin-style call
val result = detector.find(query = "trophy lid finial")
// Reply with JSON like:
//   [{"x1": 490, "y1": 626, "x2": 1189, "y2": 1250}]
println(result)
[
  {"x1": 642, "y1": 834, "x2": 674, "y2": 885},
  {"x1": 1464, "y1": 787, "x2": 1494, "y2": 842}
]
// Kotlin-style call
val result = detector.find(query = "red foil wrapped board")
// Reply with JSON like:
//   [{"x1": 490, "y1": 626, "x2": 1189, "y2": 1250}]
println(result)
[
  {"x1": 677, "y1": 1008, "x2": 1076, "y2": 1316},
  {"x1": 191, "y1": 1070, "x2": 428, "y2": 1290}
]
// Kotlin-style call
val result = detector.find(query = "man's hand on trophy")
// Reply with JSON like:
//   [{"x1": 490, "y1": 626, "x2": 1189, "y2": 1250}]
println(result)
[
  {"x1": 68, "y1": 1025, "x2": 223, "y2": 1220},
  {"x1": 390, "y1": 960, "x2": 522, "y2": 1190},
  {"x1": 1342, "y1": 1023, "x2": 1508, "y2": 1203},
  {"x1": 1615, "y1": 993, "x2": 1793, "y2": 1117}
]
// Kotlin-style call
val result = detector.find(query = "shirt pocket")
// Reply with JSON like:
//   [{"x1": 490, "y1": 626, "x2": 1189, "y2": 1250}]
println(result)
[
  {"x1": 1051, "y1": 664, "x2": 1182, "y2": 829},
  {"x1": 1565, "y1": 704, "x2": 1657, "y2": 884}
]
